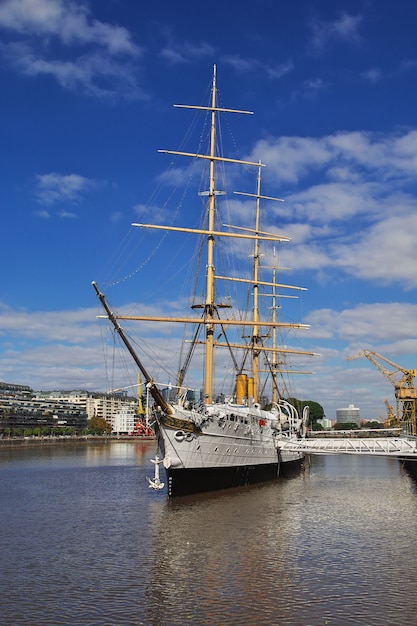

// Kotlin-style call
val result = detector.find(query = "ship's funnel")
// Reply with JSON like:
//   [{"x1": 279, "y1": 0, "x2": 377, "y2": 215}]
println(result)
[
  {"x1": 247, "y1": 377, "x2": 254, "y2": 403},
  {"x1": 236, "y1": 374, "x2": 248, "y2": 405}
]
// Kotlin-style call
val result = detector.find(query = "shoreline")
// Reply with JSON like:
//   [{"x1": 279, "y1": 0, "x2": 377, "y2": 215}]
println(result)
[{"x1": 0, "y1": 435, "x2": 156, "y2": 448}]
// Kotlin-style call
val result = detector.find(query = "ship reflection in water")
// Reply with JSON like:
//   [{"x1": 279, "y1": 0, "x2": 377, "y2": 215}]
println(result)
[{"x1": 1, "y1": 442, "x2": 417, "y2": 625}]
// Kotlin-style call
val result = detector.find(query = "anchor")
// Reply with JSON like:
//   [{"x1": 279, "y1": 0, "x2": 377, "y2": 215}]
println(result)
[{"x1": 147, "y1": 455, "x2": 165, "y2": 490}]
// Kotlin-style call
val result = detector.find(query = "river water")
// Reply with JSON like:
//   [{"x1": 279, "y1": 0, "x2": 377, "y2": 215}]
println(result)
[{"x1": 1, "y1": 441, "x2": 417, "y2": 626}]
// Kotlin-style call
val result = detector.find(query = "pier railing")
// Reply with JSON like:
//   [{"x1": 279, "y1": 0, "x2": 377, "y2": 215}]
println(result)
[{"x1": 276, "y1": 435, "x2": 417, "y2": 458}]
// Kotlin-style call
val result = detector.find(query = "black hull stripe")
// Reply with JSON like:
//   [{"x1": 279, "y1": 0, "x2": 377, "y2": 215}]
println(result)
[{"x1": 165, "y1": 457, "x2": 303, "y2": 498}]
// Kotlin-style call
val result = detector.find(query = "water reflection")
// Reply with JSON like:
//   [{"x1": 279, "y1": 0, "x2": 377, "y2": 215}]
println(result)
[
  {"x1": 145, "y1": 479, "x2": 306, "y2": 625},
  {"x1": 1, "y1": 445, "x2": 417, "y2": 625},
  {"x1": 144, "y1": 455, "x2": 417, "y2": 625},
  {"x1": 0, "y1": 439, "x2": 156, "y2": 469}
]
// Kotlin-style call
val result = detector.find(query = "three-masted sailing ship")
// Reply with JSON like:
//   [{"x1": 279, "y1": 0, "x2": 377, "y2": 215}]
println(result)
[{"x1": 93, "y1": 66, "x2": 316, "y2": 497}]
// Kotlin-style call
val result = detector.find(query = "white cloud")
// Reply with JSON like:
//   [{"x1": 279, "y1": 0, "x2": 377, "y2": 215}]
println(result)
[
  {"x1": 244, "y1": 129, "x2": 417, "y2": 289},
  {"x1": 0, "y1": 332, "x2": 109, "y2": 391},
  {"x1": 309, "y1": 11, "x2": 364, "y2": 54},
  {"x1": 0, "y1": 0, "x2": 143, "y2": 97},
  {"x1": 110, "y1": 211, "x2": 124, "y2": 223},
  {"x1": 35, "y1": 172, "x2": 95, "y2": 205},
  {"x1": 0, "y1": 298, "x2": 191, "y2": 392},
  {"x1": 266, "y1": 60, "x2": 294, "y2": 80},
  {"x1": 159, "y1": 40, "x2": 215, "y2": 65},
  {"x1": 298, "y1": 302, "x2": 417, "y2": 419},
  {"x1": 289, "y1": 181, "x2": 382, "y2": 223},
  {"x1": 33, "y1": 208, "x2": 50, "y2": 219},
  {"x1": 133, "y1": 202, "x2": 174, "y2": 225},
  {"x1": 3, "y1": 42, "x2": 140, "y2": 96},
  {"x1": 250, "y1": 129, "x2": 417, "y2": 187},
  {"x1": 249, "y1": 135, "x2": 333, "y2": 183},
  {"x1": 156, "y1": 25, "x2": 214, "y2": 65},
  {"x1": 307, "y1": 303, "x2": 417, "y2": 344},
  {"x1": 0, "y1": 303, "x2": 99, "y2": 342},
  {"x1": 400, "y1": 58, "x2": 417, "y2": 72},
  {"x1": 58, "y1": 209, "x2": 78, "y2": 219},
  {"x1": 333, "y1": 212, "x2": 417, "y2": 288},
  {"x1": 221, "y1": 54, "x2": 294, "y2": 80},
  {"x1": 0, "y1": 0, "x2": 139, "y2": 55},
  {"x1": 361, "y1": 68, "x2": 383, "y2": 83}
]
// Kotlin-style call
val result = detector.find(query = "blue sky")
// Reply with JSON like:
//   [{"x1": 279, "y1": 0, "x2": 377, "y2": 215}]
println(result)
[{"x1": 1, "y1": 0, "x2": 417, "y2": 421}]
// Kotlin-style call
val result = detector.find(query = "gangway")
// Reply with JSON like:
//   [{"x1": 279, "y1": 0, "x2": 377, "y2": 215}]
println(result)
[{"x1": 276, "y1": 435, "x2": 417, "y2": 459}]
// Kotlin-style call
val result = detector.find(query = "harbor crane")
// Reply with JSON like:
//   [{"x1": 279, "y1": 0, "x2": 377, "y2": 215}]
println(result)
[
  {"x1": 384, "y1": 399, "x2": 397, "y2": 428},
  {"x1": 347, "y1": 350, "x2": 417, "y2": 434}
]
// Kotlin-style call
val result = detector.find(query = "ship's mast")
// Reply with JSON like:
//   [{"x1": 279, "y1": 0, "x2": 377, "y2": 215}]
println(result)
[
  {"x1": 154, "y1": 64, "x2": 262, "y2": 404},
  {"x1": 271, "y1": 248, "x2": 279, "y2": 404},
  {"x1": 204, "y1": 66, "x2": 217, "y2": 402},
  {"x1": 109, "y1": 67, "x2": 312, "y2": 405},
  {"x1": 260, "y1": 250, "x2": 316, "y2": 401},
  {"x1": 251, "y1": 164, "x2": 262, "y2": 403},
  {"x1": 234, "y1": 168, "x2": 284, "y2": 404}
]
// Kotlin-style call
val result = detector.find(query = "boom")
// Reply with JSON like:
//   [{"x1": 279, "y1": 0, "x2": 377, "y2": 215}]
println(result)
[{"x1": 348, "y1": 350, "x2": 417, "y2": 433}]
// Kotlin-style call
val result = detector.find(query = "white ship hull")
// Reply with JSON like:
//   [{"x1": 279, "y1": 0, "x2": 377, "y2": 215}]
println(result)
[{"x1": 156, "y1": 402, "x2": 305, "y2": 497}]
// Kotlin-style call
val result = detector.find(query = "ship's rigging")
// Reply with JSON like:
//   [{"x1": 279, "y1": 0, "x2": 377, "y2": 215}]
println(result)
[
  {"x1": 98, "y1": 66, "x2": 315, "y2": 406},
  {"x1": 93, "y1": 65, "x2": 318, "y2": 497}
]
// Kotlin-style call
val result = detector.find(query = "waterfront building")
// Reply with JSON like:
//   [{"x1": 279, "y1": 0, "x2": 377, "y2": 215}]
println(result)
[
  {"x1": 317, "y1": 418, "x2": 333, "y2": 430},
  {"x1": 0, "y1": 381, "x2": 33, "y2": 399},
  {"x1": 112, "y1": 405, "x2": 138, "y2": 435},
  {"x1": 0, "y1": 382, "x2": 88, "y2": 433},
  {"x1": 336, "y1": 403, "x2": 361, "y2": 427},
  {"x1": 35, "y1": 389, "x2": 138, "y2": 427}
]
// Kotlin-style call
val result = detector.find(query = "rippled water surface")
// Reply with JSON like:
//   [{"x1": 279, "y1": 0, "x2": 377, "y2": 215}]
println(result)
[{"x1": 1, "y1": 441, "x2": 417, "y2": 625}]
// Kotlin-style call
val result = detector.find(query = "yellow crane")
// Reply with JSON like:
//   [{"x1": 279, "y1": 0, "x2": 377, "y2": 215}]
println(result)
[
  {"x1": 130, "y1": 372, "x2": 154, "y2": 437},
  {"x1": 383, "y1": 399, "x2": 397, "y2": 428},
  {"x1": 348, "y1": 350, "x2": 417, "y2": 434}
]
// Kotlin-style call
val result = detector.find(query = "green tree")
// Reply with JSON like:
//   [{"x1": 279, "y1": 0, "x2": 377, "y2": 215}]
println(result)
[
  {"x1": 286, "y1": 398, "x2": 325, "y2": 430},
  {"x1": 334, "y1": 422, "x2": 358, "y2": 430},
  {"x1": 363, "y1": 420, "x2": 383, "y2": 429},
  {"x1": 87, "y1": 415, "x2": 112, "y2": 435}
]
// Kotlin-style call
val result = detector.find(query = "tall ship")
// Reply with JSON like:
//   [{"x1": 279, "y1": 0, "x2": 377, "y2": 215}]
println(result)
[{"x1": 93, "y1": 66, "x2": 316, "y2": 497}]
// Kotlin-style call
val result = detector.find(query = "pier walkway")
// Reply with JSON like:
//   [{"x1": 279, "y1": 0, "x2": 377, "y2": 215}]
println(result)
[{"x1": 276, "y1": 435, "x2": 417, "y2": 458}]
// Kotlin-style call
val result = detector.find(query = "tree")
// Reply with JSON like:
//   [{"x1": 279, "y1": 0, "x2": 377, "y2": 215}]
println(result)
[
  {"x1": 87, "y1": 415, "x2": 112, "y2": 435},
  {"x1": 334, "y1": 422, "x2": 358, "y2": 430},
  {"x1": 363, "y1": 420, "x2": 383, "y2": 429},
  {"x1": 286, "y1": 398, "x2": 325, "y2": 430}
]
